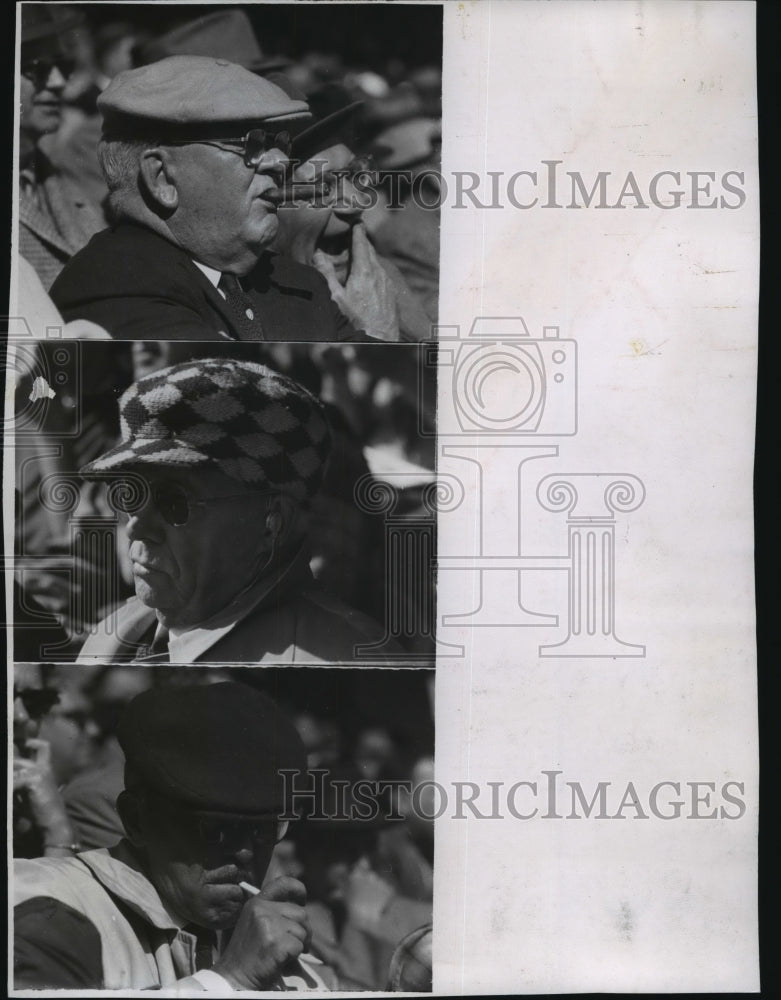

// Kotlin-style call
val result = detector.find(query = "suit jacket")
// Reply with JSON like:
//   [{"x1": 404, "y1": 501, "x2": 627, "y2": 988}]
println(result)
[
  {"x1": 76, "y1": 567, "x2": 400, "y2": 665},
  {"x1": 50, "y1": 222, "x2": 366, "y2": 342}
]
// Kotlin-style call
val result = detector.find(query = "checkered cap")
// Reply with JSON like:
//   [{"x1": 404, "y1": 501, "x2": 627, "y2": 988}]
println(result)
[{"x1": 80, "y1": 358, "x2": 331, "y2": 503}]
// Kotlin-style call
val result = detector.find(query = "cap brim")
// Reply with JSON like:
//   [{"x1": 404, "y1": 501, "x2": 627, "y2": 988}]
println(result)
[
  {"x1": 79, "y1": 437, "x2": 214, "y2": 478},
  {"x1": 290, "y1": 101, "x2": 364, "y2": 161},
  {"x1": 252, "y1": 55, "x2": 293, "y2": 73},
  {"x1": 22, "y1": 14, "x2": 85, "y2": 45}
]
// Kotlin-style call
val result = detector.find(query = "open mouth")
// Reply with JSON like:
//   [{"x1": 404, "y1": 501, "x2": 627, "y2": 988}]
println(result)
[{"x1": 317, "y1": 230, "x2": 352, "y2": 257}]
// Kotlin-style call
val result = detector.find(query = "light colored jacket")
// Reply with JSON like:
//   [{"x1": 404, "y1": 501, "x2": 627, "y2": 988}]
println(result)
[{"x1": 15, "y1": 842, "x2": 327, "y2": 990}]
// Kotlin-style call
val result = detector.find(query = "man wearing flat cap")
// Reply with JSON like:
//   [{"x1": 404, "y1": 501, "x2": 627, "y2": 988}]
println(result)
[
  {"x1": 75, "y1": 356, "x2": 397, "y2": 663},
  {"x1": 49, "y1": 55, "x2": 370, "y2": 341},
  {"x1": 14, "y1": 682, "x2": 328, "y2": 990}
]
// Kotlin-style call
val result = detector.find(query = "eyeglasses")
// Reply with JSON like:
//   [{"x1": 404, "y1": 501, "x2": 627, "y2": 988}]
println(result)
[
  {"x1": 21, "y1": 57, "x2": 74, "y2": 89},
  {"x1": 195, "y1": 818, "x2": 286, "y2": 851},
  {"x1": 285, "y1": 154, "x2": 377, "y2": 205},
  {"x1": 166, "y1": 129, "x2": 292, "y2": 168},
  {"x1": 114, "y1": 480, "x2": 273, "y2": 528},
  {"x1": 14, "y1": 687, "x2": 60, "y2": 720}
]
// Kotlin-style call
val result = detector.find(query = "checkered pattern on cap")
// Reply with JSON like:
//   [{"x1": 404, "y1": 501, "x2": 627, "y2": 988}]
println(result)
[{"x1": 80, "y1": 358, "x2": 331, "y2": 503}]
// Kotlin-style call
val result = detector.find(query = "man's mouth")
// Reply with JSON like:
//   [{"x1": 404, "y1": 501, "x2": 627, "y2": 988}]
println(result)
[
  {"x1": 132, "y1": 560, "x2": 168, "y2": 578},
  {"x1": 317, "y1": 230, "x2": 352, "y2": 257}
]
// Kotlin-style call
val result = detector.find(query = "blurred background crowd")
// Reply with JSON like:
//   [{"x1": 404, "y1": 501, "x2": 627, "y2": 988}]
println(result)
[
  {"x1": 14, "y1": 663, "x2": 435, "y2": 991},
  {"x1": 20, "y1": 3, "x2": 443, "y2": 330},
  {"x1": 14, "y1": 340, "x2": 438, "y2": 659}
]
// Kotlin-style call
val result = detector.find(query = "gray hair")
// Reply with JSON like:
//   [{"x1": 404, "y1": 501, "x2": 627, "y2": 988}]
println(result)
[{"x1": 97, "y1": 138, "x2": 149, "y2": 211}]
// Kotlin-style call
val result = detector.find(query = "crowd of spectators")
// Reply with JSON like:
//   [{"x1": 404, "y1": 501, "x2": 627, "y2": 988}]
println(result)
[{"x1": 14, "y1": 663, "x2": 435, "y2": 990}]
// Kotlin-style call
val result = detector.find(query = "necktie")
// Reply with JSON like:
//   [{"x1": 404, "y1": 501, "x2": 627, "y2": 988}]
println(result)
[
  {"x1": 133, "y1": 625, "x2": 170, "y2": 663},
  {"x1": 218, "y1": 273, "x2": 264, "y2": 340},
  {"x1": 149, "y1": 625, "x2": 170, "y2": 662}
]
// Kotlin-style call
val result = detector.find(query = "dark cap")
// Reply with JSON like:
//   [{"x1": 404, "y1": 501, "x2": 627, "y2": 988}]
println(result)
[
  {"x1": 21, "y1": 5, "x2": 84, "y2": 45},
  {"x1": 290, "y1": 101, "x2": 364, "y2": 163},
  {"x1": 118, "y1": 683, "x2": 307, "y2": 817},
  {"x1": 136, "y1": 9, "x2": 290, "y2": 74}
]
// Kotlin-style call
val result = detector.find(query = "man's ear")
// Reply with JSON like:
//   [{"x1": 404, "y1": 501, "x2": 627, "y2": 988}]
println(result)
[
  {"x1": 264, "y1": 495, "x2": 305, "y2": 548},
  {"x1": 139, "y1": 148, "x2": 179, "y2": 213},
  {"x1": 116, "y1": 790, "x2": 146, "y2": 848}
]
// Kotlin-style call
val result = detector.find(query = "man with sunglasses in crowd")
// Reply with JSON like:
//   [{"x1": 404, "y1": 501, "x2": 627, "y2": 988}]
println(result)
[
  {"x1": 19, "y1": 6, "x2": 108, "y2": 289},
  {"x1": 73, "y1": 356, "x2": 397, "y2": 664},
  {"x1": 14, "y1": 682, "x2": 329, "y2": 990},
  {"x1": 49, "y1": 54, "x2": 376, "y2": 342}
]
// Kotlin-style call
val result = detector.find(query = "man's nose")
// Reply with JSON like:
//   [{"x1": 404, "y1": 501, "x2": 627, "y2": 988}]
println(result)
[
  {"x1": 43, "y1": 66, "x2": 67, "y2": 92},
  {"x1": 13, "y1": 698, "x2": 36, "y2": 745},
  {"x1": 124, "y1": 496, "x2": 166, "y2": 542},
  {"x1": 257, "y1": 148, "x2": 289, "y2": 182},
  {"x1": 332, "y1": 177, "x2": 364, "y2": 221},
  {"x1": 14, "y1": 697, "x2": 31, "y2": 728}
]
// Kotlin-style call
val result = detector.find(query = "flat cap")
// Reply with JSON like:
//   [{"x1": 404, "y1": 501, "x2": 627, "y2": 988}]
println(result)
[
  {"x1": 118, "y1": 682, "x2": 307, "y2": 817},
  {"x1": 80, "y1": 357, "x2": 332, "y2": 504},
  {"x1": 98, "y1": 55, "x2": 310, "y2": 137}
]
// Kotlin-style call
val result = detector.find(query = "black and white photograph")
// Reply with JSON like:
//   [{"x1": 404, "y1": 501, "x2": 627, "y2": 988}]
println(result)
[
  {"x1": 15, "y1": 2, "x2": 442, "y2": 343},
  {"x1": 7, "y1": 0, "x2": 763, "y2": 995},
  {"x1": 13, "y1": 340, "x2": 437, "y2": 664},
  {"x1": 12, "y1": 663, "x2": 434, "y2": 990}
]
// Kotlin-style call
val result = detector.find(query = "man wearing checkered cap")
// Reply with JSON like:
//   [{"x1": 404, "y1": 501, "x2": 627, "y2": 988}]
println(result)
[
  {"x1": 76, "y1": 357, "x2": 396, "y2": 663},
  {"x1": 49, "y1": 55, "x2": 370, "y2": 342}
]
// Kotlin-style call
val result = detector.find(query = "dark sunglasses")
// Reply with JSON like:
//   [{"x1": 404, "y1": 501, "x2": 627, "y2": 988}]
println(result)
[
  {"x1": 285, "y1": 154, "x2": 377, "y2": 205},
  {"x1": 195, "y1": 818, "x2": 285, "y2": 850},
  {"x1": 114, "y1": 480, "x2": 273, "y2": 528},
  {"x1": 21, "y1": 57, "x2": 75, "y2": 89},
  {"x1": 166, "y1": 129, "x2": 292, "y2": 168},
  {"x1": 14, "y1": 687, "x2": 60, "y2": 720}
]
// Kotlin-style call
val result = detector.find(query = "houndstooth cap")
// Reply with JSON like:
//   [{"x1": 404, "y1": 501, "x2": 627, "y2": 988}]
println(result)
[{"x1": 80, "y1": 358, "x2": 331, "y2": 503}]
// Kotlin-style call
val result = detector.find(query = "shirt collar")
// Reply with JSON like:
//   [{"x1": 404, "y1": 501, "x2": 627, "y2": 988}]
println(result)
[
  {"x1": 191, "y1": 260, "x2": 223, "y2": 289},
  {"x1": 77, "y1": 841, "x2": 188, "y2": 931}
]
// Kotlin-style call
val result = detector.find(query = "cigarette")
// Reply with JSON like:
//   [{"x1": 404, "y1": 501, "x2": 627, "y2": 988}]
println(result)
[{"x1": 239, "y1": 880, "x2": 260, "y2": 896}]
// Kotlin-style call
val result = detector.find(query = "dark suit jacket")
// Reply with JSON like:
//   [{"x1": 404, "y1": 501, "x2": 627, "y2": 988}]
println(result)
[{"x1": 50, "y1": 222, "x2": 366, "y2": 342}]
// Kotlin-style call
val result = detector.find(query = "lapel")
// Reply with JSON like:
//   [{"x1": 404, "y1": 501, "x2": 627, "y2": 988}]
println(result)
[
  {"x1": 77, "y1": 844, "x2": 199, "y2": 977},
  {"x1": 177, "y1": 256, "x2": 243, "y2": 341}
]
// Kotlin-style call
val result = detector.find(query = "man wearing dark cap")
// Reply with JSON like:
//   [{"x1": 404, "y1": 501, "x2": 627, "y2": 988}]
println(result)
[
  {"x1": 49, "y1": 56, "x2": 366, "y2": 341},
  {"x1": 14, "y1": 682, "x2": 328, "y2": 990},
  {"x1": 74, "y1": 356, "x2": 397, "y2": 663},
  {"x1": 276, "y1": 107, "x2": 430, "y2": 341},
  {"x1": 18, "y1": 5, "x2": 107, "y2": 288}
]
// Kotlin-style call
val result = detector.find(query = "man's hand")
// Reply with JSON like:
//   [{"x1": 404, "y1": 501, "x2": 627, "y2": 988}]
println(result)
[
  {"x1": 14, "y1": 738, "x2": 78, "y2": 855},
  {"x1": 313, "y1": 224, "x2": 401, "y2": 341},
  {"x1": 213, "y1": 876, "x2": 311, "y2": 991}
]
